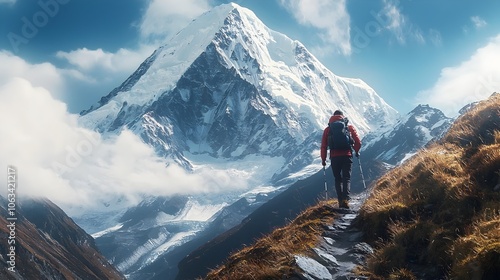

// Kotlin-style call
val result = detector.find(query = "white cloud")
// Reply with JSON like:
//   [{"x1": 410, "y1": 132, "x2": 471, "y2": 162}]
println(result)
[
  {"x1": 279, "y1": 0, "x2": 351, "y2": 56},
  {"x1": 0, "y1": 78, "x2": 249, "y2": 214},
  {"x1": 379, "y1": 0, "x2": 425, "y2": 45},
  {"x1": 139, "y1": 0, "x2": 212, "y2": 42},
  {"x1": 381, "y1": 0, "x2": 405, "y2": 43},
  {"x1": 0, "y1": 50, "x2": 65, "y2": 100},
  {"x1": 0, "y1": 50, "x2": 144, "y2": 113},
  {"x1": 51, "y1": 45, "x2": 155, "y2": 112},
  {"x1": 56, "y1": 45, "x2": 155, "y2": 74},
  {"x1": 416, "y1": 34, "x2": 500, "y2": 117},
  {"x1": 471, "y1": 16, "x2": 487, "y2": 29}
]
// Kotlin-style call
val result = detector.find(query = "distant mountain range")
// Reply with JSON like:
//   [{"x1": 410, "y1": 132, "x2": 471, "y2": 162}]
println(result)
[
  {"x1": 175, "y1": 103, "x2": 454, "y2": 279},
  {"x1": 356, "y1": 104, "x2": 453, "y2": 191}
]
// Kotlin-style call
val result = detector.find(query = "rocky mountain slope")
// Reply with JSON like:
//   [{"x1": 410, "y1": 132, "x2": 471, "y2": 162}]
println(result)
[{"x1": 0, "y1": 196, "x2": 124, "y2": 280}]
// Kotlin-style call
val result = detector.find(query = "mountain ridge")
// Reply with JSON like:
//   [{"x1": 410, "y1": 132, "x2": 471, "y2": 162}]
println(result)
[
  {"x1": 356, "y1": 104, "x2": 454, "y2": 190},
  {"x1": 79, "y1": 3, "x2": 398, "y2": 153},
  {"x1": 0, "y1": 196, "x2": 124, "y2": 280}
]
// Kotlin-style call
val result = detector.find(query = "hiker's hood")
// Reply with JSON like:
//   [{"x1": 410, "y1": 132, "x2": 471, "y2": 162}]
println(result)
[{"x1": 328, "y1": 115, "x2": 344, "y2": 124}]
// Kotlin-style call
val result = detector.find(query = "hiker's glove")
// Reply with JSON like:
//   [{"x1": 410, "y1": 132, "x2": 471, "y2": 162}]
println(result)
[
  {"x1": 322, "y1": 160, "x2": 326, "y2": 166},
  {"x1": 355, "y1": 152, "x2": 360, "y2": 158}
]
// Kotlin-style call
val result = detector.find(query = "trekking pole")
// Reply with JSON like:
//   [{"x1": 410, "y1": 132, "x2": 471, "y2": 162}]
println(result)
[
  {"x1": 357, "y1": 155, "x2": 367, "y2": 189},
  {"x1": 323, "y1": 166, "x2": 328, "y2": 200}
]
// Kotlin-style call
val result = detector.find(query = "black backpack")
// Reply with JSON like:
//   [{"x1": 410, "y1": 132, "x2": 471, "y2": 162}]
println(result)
[{"x1": 328, "y1": 118, "x2": 353, "y2": 151}]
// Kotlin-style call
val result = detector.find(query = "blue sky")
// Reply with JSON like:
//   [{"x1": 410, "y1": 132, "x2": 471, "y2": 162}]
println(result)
[{"x1": 1, "y1": 0, "x2": 499, "y2": 117}]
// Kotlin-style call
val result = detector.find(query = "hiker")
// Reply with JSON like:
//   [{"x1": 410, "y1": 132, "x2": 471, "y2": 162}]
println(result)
[{"x1": 321, "y1": 110, "x2": 361, "y2": 208}]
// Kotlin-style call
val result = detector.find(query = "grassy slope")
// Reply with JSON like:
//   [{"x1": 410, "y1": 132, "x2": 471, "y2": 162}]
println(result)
[
  {"x1": 204, "y1": 94, "x2": 499, "y2": 280},
  {"x1": 205, "y1": 202, "x2": 338, "y2": 279},
  {"x1": 0, "y1": 198, "x2": 125, "y2": 280},
  {"x1": 355, "y1": 93, "x2": 500, "y2": 279}
]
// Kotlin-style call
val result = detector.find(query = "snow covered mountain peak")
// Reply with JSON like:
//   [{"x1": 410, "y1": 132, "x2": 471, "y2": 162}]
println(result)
[
  {"x1": 76, "y1": 3, "x2": 401, "y2": 277},
  {"x1": 362, "y1": 104, "x2": 453, "y2": 167},
  {"x1": 80, "y1": 2, "x2": 397, "y2": 137},
  {"x1": 79, "y1": 3, "x2": 263, "y2": 115},
  {"x1": 78, "y1": 0, "x2": 401, "y2": 186}
]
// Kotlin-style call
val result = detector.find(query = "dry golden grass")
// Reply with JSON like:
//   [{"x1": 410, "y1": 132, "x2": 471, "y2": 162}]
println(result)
[
  {"x1": 388, "y1": 268, "x2": 418, "y2": 280},
  {"x1": 449, "y1": 210, "x2": 500, "y2": 280},
  {"x1": 443, "y1": 93, "x2": 500, "y2": 148},
  {"x1": 355, "y1": 93, "x2": 500, "y2": 279},
  {"x1": 205, "y1": 201, "x2": 337, "y2": 280},
  {"x1": 357, "y1": 144, "x2": 470, "y2": 243},
  {"x1": 468, "y1": 134, "x2": 500, "y2": 190}
]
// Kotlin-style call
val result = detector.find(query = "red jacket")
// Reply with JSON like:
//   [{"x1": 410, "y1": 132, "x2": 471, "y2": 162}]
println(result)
[{"x1": 321, "y1": 115, "x2": 362, "y2": 161}]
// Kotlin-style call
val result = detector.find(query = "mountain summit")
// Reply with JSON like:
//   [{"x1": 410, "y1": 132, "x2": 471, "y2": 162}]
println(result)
[{"x1": 80, "y1": 3, "x2": 397, "y2": 172}]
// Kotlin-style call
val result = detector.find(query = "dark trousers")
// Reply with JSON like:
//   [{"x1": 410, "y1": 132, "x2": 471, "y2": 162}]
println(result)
[{"x1": 331, "y1": 156, "x2": 352, "y2": 203}]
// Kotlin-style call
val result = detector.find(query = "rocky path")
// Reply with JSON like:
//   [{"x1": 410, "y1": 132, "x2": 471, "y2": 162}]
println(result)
[{"x1": 294, "y1": 193, "x2": 372, "y2": 280}]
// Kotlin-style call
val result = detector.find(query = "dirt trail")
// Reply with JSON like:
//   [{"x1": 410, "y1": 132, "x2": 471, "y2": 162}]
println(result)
[{"x1": 295, "y1": 192, "x2": 372, "y2": 280}]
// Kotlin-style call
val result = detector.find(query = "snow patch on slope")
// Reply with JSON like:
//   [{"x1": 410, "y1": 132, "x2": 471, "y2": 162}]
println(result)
[
  {"x1": 117, "y1": 228, "x2": 171, "y2": 272},
  {"x1": 142, "y1": 231, "x2": 199, "y2": 269},
  {"x1": 91, "y1": 223, "x2": 123, "y2": 239},
  {"x1": 172, "y1": 200, "x2": 227, "y2": 222}
]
